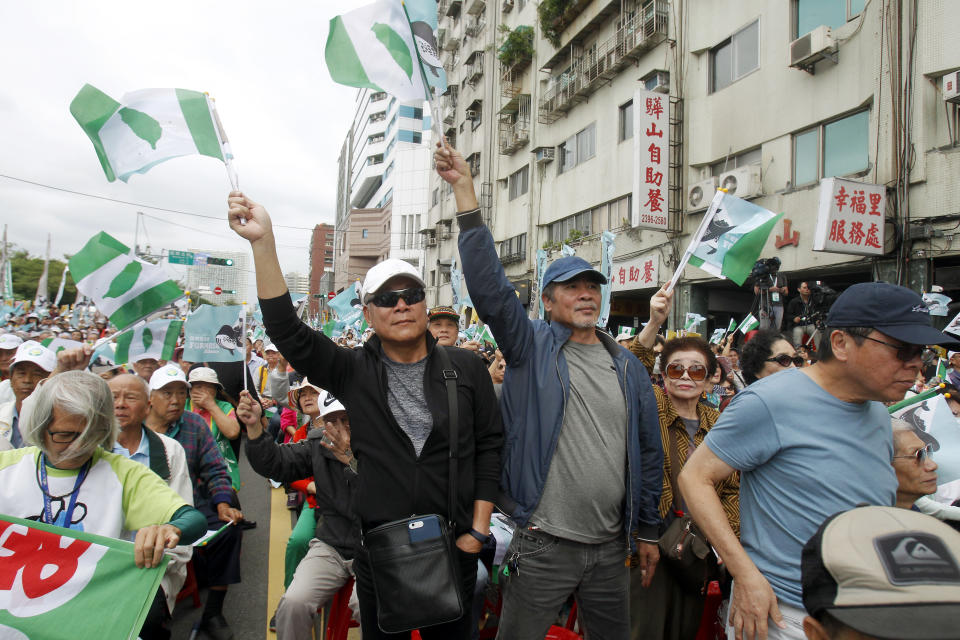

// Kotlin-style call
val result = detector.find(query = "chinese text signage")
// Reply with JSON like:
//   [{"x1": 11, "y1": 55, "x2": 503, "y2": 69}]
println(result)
[
  {"x1": 631, "y1": 89, "x2": 669, "y2": 230},
  {"x1": 611, "y1": 252, "x2": 660, "y2": 292},
  {"x1": 813, "y1": 177, "x2": 886, "y2": 256}
]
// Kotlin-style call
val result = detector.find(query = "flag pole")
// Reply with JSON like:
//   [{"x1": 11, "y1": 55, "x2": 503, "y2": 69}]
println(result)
[
  {"x1": 400, "y1": 0, "x2": 447, "y2": 148},
  {"x1": 664, "y1": 189, "x2": 725, "y2": 294},
  {"x1": 241, "y1": 302, "x2": 248, "y2": 393},
  {"x1": 206, "y1": 93, "x2": 245, "y2": 226}
]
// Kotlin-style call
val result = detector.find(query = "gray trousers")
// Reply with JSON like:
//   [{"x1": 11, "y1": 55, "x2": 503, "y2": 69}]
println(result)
[
  {"x1": 496, "y1": 529, "x2": 630, "y2": 640},
  {"x1": 275, "y1": 538, "x2": 357, "y2": 640}
]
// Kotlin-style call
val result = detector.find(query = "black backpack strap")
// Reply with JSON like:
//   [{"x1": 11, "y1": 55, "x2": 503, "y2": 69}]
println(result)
[{"x1": 436, "y1": 346, "x2": 459, "y2": 530}]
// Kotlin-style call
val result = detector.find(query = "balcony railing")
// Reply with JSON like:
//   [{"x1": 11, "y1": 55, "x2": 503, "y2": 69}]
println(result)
[
  {"x1": 538, "y1": 0, "x2": 668, "y2": 123},
  {"x1": 465, "y1": 53, "x2": 484, "y2": 84},
  {"x1": 465, "y1": 16, "x2": 486, "y2": 38},
  {"x1": 498, "y1": 118, "x2": 530, "y2": 155}
]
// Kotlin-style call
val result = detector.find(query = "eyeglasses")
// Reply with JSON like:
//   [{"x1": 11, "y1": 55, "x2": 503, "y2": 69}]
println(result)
[
  {"x1": 861, "y1": 335, "x2": 924, "y2": 362},
  {"x1": 367, "y1": 287, "x2": 426, "y2": 308},
  {"x1": 665, "y1": 362, "x2": 708, "y2": 381},
  {"x1": 765, "y1": 354, "x2": 805, "y2": 368},
  {"x1": 47, "y1": 430, "x2": 83, "y2": 444},
  {"x1": 893, "y1": 443, "x2": 934, "y2": 464}
]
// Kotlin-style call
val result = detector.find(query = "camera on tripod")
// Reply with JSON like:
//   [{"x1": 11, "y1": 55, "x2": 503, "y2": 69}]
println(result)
[{"x1": 750, "y1": 257, "x2": 781, "y2": 289}]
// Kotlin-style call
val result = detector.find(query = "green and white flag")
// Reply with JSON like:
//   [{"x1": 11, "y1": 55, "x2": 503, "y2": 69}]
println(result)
[
  {"x1": 709, "y1": 328, "x2": 726, "y2": 344},
  {"x1": 326, "y1": 0, "x2": 446, "y2": 102},
  {"x1": 687, "y1": 191, "x2": 783, "y2": 286},
  {"x1": 684, "y1": 313, "x2": 706, "y2": 332},
  {"x1": 70, "y1": 84, "x2": 227, "y2": 183},
  {"x1": 0, "y1": 514, "x2": 166, "y2": 640},
  {"x1": 737, "y1": 313, "x2": 760, "y2": 334},
  {"x1": 39, "y1": 337, "x2": 83, "y2": 354},
  {"x1": 69, "y1": 232, "x2": 183, "y2": 330},
  {"x1": 617, "y1": 326, "x2": 637, "y2": 337},
  {"x1": 477, "y1": 324, "x2": 497, "y2": 349},
  {"x1": 727, "y1": 318, "x2": 737, "y2": 334},
  {"x1": 937, "y1": 358, "x2": 948, "y2": 381},
  {"x1": 114, "y1": 319, "x2": 183, "y2": 364}
]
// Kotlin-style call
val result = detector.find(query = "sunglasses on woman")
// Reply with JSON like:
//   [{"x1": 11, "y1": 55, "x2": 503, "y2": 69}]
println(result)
[
  {"x1": 893, "y1": 443, "x2": 934, "y2": 465},
  {"x1": 765, "y1": 354, "x2": 805, "y2": 368},
  {"x1": 665, "y1": 362, "x2": 708, "y2": 381},
  {"x1": 368, "y1": 287, "x2": 426, "y2": 308}
]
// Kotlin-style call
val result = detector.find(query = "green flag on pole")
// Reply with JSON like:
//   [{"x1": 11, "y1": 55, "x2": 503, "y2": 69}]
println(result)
[
  {"x1": 0, "y1": 514, "x2": 167, "y2": 640},
  {"x1": 737, "y1": 313, "x2": 760, "y2": 334}
]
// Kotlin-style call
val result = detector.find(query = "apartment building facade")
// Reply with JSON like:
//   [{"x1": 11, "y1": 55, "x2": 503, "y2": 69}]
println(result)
[{"x1": 426, "y1": 0, "x2": 960, "y2": 332}]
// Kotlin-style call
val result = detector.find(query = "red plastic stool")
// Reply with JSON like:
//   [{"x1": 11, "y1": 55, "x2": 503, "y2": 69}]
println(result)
[
  {"x1": 325, "y1": 577, "x2": 360, "y2": 640},
  {"x1": 176, "y1": 560, "x2": 202, "y2": 609}
]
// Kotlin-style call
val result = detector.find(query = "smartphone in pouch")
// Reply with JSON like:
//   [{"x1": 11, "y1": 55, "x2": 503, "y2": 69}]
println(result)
[{"x1": 408, "y1": 516, "x2": 443, "y2": 543}]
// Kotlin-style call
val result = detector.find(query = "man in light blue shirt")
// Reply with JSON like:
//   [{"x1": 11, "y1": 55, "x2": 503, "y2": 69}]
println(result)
[{"x1": 679, "y1": 282, "x2": 960, "y2": 640}]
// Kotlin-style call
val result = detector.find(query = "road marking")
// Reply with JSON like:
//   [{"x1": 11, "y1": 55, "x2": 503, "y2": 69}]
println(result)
[{"x1": 266, "y1": 486, "x2": 293, "y2": 636}]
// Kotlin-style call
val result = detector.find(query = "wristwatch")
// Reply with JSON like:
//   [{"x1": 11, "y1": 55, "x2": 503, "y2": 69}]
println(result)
[{"x1": 467, "y1": 528, "x2": 492, "y2": 545}]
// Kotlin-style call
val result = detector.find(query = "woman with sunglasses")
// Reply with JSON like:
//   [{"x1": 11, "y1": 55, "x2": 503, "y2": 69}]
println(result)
[
  {"x1": 627, "y1": 287, "x2": 740, "y2": 640},
  {"x1": 739, "y1": 329, "x2": 804, "y2": 384}
]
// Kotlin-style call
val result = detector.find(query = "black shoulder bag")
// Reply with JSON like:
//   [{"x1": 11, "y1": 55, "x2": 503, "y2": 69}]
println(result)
[
  {"x1": 361, "y1": 346, "x2": 465, "y2": 633},
  {"x1": 658, "y1": 425, "x2": 715, "y2": 594}
]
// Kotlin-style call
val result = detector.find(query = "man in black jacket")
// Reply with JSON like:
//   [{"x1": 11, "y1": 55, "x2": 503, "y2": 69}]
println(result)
[
  {"x1": 227, "y1": 191, "x2": 503, "y2": 640},
  {"x1": 239, "y1": 388, "x2": 358, "y2": 640}
]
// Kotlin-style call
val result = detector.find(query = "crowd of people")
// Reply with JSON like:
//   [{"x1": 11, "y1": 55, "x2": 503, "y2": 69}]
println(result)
[{"x1": 3, "y1": 142, "x2": 960, "y2": 640}]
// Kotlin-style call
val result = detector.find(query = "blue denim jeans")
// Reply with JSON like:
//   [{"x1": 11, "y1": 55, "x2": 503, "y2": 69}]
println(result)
[{"x1": 496, "y1": 528, "x2": 630, "y2": 640}]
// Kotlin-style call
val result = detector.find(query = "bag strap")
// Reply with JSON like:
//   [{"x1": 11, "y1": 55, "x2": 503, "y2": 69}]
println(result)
[
  {"x1": 667, "y1": 423, "x2": 683, "y2": 515},
  {"x1": 436, "y1": 346, "x2": 459, "y2": 530}
]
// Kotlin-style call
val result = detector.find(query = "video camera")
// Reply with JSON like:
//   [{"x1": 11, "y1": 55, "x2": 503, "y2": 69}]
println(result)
[
  {"x1": 800, "y1": 281, "x2": 838, "y2": 329},
  {"x1": 750, "y1": 257, "x2": 781, "y2": 289}
]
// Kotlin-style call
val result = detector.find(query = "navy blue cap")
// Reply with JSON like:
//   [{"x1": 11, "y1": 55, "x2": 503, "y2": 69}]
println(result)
[
  {"x1": 541, "y1": 256, "x2": 607, "y2": 290},
  {"x1": 826, "y1": 282, "x2": 960, "y2": 347}
]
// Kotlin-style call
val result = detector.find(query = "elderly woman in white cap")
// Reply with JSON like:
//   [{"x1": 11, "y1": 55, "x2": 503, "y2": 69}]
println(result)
[
  {"x1": 0, "y1": 340, "x2": 55, "y2": 449},
  {"x1": 185, "y1": 366, "x2": 241, "y2": 491},
  {"x1": 240, "y1": 383, "x2": 357, "y2": 640},
  {"x1": 0, "y1": 363, "x2": 206, "y2": 569}
]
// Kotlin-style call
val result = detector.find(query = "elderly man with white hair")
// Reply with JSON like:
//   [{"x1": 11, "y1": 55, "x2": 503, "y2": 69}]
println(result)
[
  {"x1": 0, "y1": 340, "x2": 55, "y2": 449},
  {"x1": 0, "y1": 332, "x2": 24, "y2": 405}
]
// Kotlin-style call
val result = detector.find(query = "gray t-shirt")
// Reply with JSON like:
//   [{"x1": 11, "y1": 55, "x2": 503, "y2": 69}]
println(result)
[
  {"x1": 382, "y1": 356, "x2": 433, "y2": 456},
  {"x1": 531, "y1": 340, "x2": 627, "y2": 543}
]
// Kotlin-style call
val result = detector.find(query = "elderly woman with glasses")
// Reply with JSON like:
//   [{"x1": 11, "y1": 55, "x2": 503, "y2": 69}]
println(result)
[
  {"x1": 739, "y1": 329, "x2": 804, "y2": 385},
  {"x1": 0, "y1": 361, "x2": 206, "y2": 569},
  {"x1": 626, "y1": 287, "x2": 740, "y2": 640}
]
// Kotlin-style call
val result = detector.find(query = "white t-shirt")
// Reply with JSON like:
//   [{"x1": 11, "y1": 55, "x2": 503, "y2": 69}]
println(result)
[{"x1": 0, "y1": 446, "x2": 187, "y2": 539}]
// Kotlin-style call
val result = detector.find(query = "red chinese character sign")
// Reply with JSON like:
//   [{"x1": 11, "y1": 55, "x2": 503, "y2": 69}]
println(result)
[
  {"x1": 632, "y1": 89, "x2": 669, "y2": 230},
  {"x1": 813, "y1": 177, "x2": 886, "y2": 256},
  {"x1": 611, "y1": 253, "x2": 661, "y2": 292}
]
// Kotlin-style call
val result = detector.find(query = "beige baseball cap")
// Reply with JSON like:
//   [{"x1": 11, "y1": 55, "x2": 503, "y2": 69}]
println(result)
[{"x1": 802, "y1": 505, "x2": 960, "y2": 639}]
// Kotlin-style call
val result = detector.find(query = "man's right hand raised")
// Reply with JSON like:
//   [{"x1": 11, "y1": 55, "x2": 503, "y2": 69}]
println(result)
[{"x1": 228, "y1": 191, "x2": 273, "y2": 244}]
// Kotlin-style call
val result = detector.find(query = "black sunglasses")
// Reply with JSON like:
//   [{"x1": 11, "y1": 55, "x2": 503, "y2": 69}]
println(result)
[
  {"x1": 368, "y1": 287, "x2": 426, "y2": 308},
  {"x1": 861, "y1": 335, "x2": 924, "y2": 362},
  {"x1": 766, "y1": 354, "x2": 805, "y2": 368},
  {"x1": 893, "y1": 443, "x2": 934, "y2": 464}
]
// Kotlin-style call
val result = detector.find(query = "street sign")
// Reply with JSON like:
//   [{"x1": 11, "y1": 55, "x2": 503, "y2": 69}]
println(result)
[
  {"x1": 168, "y1": 250, "x2": 195, "y2": 266},
  {"x1": 214, "y1": 286, "x2": 223, "y2": 295},
  {"x1": 327, "y1": 291, "x2": 335, "y2": 300}
]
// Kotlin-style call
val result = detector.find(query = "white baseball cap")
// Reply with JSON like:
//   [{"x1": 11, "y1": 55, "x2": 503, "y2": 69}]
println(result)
[
  {"x1": 149, "y1": 364, "x2": 190, "y2": 391},
  {"x1": 615, "y1": 332, "x2": 635, "y2": 342},
  {"x1": 187, "y1": 367, "x2": 222, "y2": 388},
  {"x1": 11, "y1": 340, "x2": 55, "y2": 373},
  {"x1": 263, "y1": 343, "x2": 279, "y2": 353},
  {"x1": 0, "y1": 334, "x2": 24, "y2": 350},
  {"x1": 360, "y1": 259, "x2": 426, "y2": 303},
  {"x1": 132, "y1": 352, "x2": 161, "y2": 364},
  {"x1": 318, "y1": 389, "x2": 346, "y2": 418}
]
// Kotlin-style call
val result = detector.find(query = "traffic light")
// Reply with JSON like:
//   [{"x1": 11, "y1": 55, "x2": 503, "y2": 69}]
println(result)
[{"x1": 207, "y1": 257, "x2": 234, "y2": 266}]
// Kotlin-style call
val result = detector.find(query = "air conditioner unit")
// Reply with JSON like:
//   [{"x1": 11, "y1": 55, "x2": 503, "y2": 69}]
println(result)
[
  {"x1": 465, "y1": 109, "x2": 478, "y2": 121},
  {"x1": 719, "y1": 164, "x2": 762, "y2": 199},
  {"x1": 944, "y1": 71, "x2": 960, "y2": 104},
  {"x1": 534, "y1": 146, "x2": 555, "y2": 164},
  {"x1": 426, "y1": 236, "x2": 438, "y2": 247},
  {"x1": 686, "y1": 177, "x2": 718, "y2": 212},
  {"x1": 643, "y1": 70, "x2": 670, "y2": 94},
  {"x1": 789, "y1": 25, "x2": 835, "y2": 69}
]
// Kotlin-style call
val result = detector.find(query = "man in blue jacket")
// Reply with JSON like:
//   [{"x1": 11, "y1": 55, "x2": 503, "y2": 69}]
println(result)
[{"x1": 435, "y1": 142, "x2": 662, "y2": 639}]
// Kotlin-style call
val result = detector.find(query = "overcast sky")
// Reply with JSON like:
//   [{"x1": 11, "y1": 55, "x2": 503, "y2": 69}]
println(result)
[{"x1": 0, "y1": 1, "x2": 368, "y2": 294}]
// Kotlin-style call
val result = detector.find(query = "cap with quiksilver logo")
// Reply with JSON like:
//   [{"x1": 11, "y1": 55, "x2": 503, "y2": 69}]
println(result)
[{"x1": 802, "y1": 505, "x2": 960, "y2": 640}]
